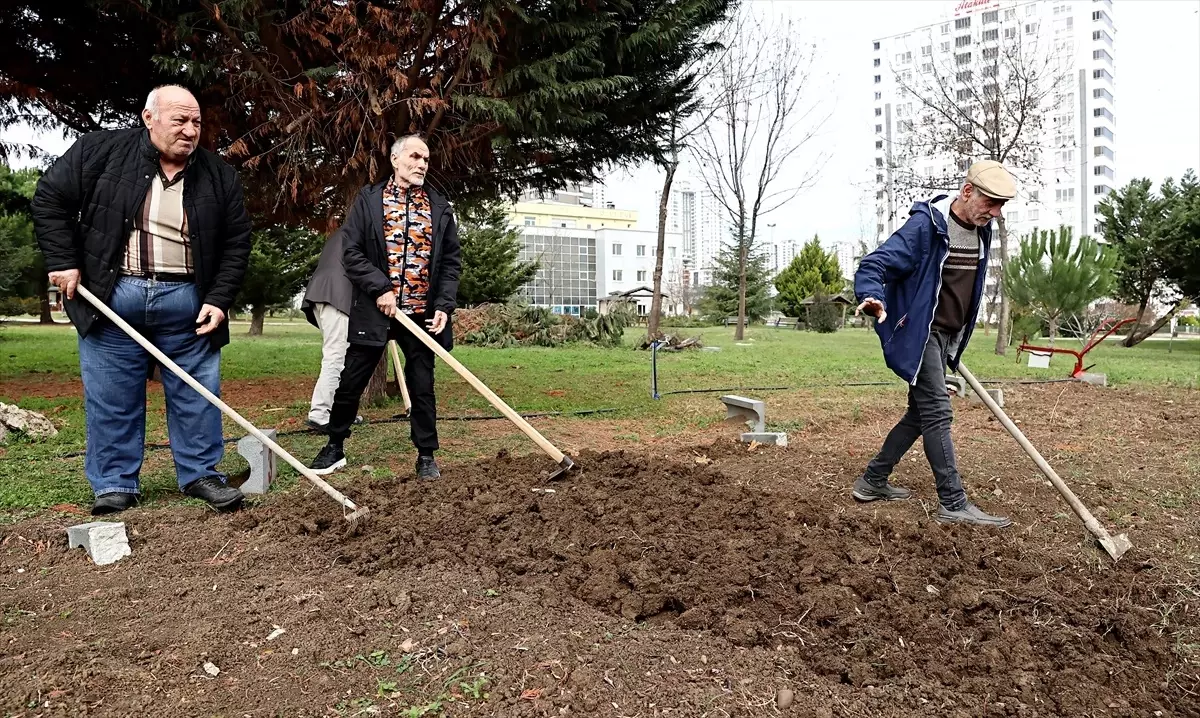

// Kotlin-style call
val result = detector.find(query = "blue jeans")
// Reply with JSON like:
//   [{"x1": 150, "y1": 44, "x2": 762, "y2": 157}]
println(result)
[
  {"x1": 862, "y1": 330, "x2": 968, "y2": 510},
  {"x1": 78, "y1": 277, "x2": 225, "y2": 497}
]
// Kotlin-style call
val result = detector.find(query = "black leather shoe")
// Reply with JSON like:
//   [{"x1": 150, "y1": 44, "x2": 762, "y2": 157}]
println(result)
[
  {"x1": 92, "y1": 493, "x2": 139, "y2": 516},
  {"x1": 183, "y1": 476, "x2": 244, "y2": 512},
  {"x1": 416, "y1": 455, "x2": 441, "y2": 480}
]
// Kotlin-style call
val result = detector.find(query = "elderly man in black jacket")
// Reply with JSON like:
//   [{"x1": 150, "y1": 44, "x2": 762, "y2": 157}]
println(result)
[
  {"x1": 32, "y1": 84, "x2": 252, "y2": 515},
  {"x1": 309, "y1": 134, "x2": 461, "y2": 480}
]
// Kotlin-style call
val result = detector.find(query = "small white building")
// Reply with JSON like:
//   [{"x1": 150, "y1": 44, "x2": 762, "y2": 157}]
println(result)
[
  {"x1": 594, "y1": 228, "x2": 686, "y2": 309},
  {"x1": 598, "y1": 286, "x2": 681, "y2": 317}
]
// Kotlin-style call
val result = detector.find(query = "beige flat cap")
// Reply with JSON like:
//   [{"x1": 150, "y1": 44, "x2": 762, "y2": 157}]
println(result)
[{"x1": 966, "y1": 160, "x2": 1016, "y2": 199}]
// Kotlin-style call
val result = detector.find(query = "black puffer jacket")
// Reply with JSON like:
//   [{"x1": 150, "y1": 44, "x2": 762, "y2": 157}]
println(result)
[
  {"x1": 342, "y1": 181, "x2": 461, "y2": 350},
  {"x1": 31, "y1": 128, "x2": 252, "y2": 349}
]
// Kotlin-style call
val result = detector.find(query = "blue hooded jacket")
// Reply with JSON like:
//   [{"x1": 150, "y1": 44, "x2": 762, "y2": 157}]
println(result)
[{"x1": 854, "y1": 195, "x2": 992, "y2": 385}]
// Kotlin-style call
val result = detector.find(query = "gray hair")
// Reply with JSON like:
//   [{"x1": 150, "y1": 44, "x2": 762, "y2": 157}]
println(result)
[
  {"x1": 390, "y1": 134, "x2": 426, "y2": 156},
  {"x1": 144, "y1": 84, "x2": 193, "y2": 119}
]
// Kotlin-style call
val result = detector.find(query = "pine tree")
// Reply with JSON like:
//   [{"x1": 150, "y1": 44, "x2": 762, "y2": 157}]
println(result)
[
  {"x1": 773, "y1": 235, "x2": 845, "y2": 317},
  {"x1": 0, "y1": 165, "x2": 53, "y2": 322},
  {"x1": 1098, "y1": 171, "x2": 1200, "y2": 345},
  {"x1": 457, "y1": 201, "x2": 539, "y2": 307},
  {"x1": 700, "y1": 241, "x2": 772, "y2": 324},
  {"x1": 236, "y1": 225, "x2": 324, "y2": 336},
  {"x1": 1, "y1": 0, "x2": 733, "y2": 228},
  {"x1": 1003, "y1": 226, "x2": 1115, "y2": 341}
]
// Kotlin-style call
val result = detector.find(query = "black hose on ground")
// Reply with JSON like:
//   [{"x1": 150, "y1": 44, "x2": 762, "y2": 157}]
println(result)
[{"x1": 45, "y1": 407, "x2": 620, "y2": 459}]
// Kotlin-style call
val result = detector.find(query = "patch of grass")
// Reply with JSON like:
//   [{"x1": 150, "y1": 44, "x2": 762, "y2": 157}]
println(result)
[{"x1": 1, "y1": 323, "x2": 1196, "y2": 513}]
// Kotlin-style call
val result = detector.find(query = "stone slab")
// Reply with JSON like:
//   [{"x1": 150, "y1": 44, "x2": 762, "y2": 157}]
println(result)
[
  {"x1": 1078, "y1": 372, "x2": 1107, "y2": 386},
  {"x1": 236, "y1": 429, "x2": 277, "y2": 495},
  {"x1": 66, "y1": 521, "x2": 131, "y2": 566},
  {"x1": 741, "y1": 432, "x2": 788, "y2": 447},
  {"x1": 720, "y1": 395, "x2": 766, "y2": 434}
]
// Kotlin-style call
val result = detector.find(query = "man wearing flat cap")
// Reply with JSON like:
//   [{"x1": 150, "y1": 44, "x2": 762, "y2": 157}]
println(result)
[{"x1": 851, "y1": 160, "x2": 1017, "y2": 527}]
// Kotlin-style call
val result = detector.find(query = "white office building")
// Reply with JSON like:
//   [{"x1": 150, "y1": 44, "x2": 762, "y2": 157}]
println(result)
[
  {"x1": 515, "y1": 225, "x2": 686, "y2": 316},
  {"x1": 871, "y1": 0, "x2": 1117, "y2": 296},
  {"x1": 595, "y1": 228, "x2": 687, "y2": 314}
]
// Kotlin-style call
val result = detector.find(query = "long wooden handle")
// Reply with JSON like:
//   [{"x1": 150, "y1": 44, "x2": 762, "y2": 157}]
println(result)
[
  {"x1": 392, "y1": 311, "x2": 566, "y2": 463},
  {"x1": 77, "y1": 285, "x2": 361, "y2": 513},
  {"x1": 957, "y1": 362, "x2": 1109, "y2": 537},
  {"x1": 388, "y1": 340, "x2": 412, "y2": 412}
]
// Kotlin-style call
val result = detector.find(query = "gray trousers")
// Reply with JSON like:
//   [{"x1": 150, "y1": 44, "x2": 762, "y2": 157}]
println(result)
[{"x1": 863, "y1": 330, "x2": 968, "y2": 510}]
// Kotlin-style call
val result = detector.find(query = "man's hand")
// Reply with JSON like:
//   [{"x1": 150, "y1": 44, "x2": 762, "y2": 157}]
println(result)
[
  {"x1": 48, "y1": 269, "x2": 80, "y2": 300},
  {"x1": 195, "y1": 304, "x2": 226, "y2": 335},
  {"x1": 376, "y1": 290, "x2": 398, "y2": 318},
  {"x1": 855, "y1": 297, "x2": 887, "y2": 324},
  {"x1": 426, "y1": 310, "x2": 448, "y2": 335}
]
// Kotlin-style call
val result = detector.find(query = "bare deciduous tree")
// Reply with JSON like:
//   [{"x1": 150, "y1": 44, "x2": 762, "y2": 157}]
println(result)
[
  {"x1": 882, "y1": 14, "x2": 1070, "y2": 353},
  {"x1": 647, "y1": 20, "x2": 733, "y2": 341},
  {"x1": 691, "y1": 11, "x2": 828, "y2": 340}
]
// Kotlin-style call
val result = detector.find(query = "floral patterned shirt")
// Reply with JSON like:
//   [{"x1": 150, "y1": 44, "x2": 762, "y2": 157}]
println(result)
[{"x1": 382, "y1": 179, "x2": 434, "y2": 314}]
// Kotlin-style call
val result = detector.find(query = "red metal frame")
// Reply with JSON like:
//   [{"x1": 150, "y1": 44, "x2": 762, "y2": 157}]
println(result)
[{"x1": 1016, "y1": 317, "x2": 1137, "y2": 378}]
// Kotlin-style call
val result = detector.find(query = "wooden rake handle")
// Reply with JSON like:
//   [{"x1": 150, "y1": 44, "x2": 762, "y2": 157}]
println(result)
[
  {"x1": 392, "y1": 311, "x2": 567, "y2": 464},
  {"x1": 387, "y1": 340, "x2": 412, "y2": 413},
  {"x1": 957, "y1": 362, "x2": 1116, "y2": 543},
  {"x1": 76, "y1": 285, "x2": 364, "y2": 516}
]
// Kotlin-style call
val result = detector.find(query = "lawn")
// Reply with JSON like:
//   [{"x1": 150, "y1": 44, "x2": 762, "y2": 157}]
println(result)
[{"x1": 1, "y1": 319, "x2": 1197, "y2": 513}]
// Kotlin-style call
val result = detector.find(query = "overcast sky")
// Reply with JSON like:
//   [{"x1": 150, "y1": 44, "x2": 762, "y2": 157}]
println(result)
[
  {"x1": 604, "y1": 0, "x2": 1200, "y2": 247},
  {"x1": 6, "y1": 0, "x2": 1199, "y2": 248}
]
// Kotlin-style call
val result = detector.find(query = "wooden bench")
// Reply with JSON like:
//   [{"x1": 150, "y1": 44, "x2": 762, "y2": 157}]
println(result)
[{"x1": 772, "y1": 316, "x2": 799, "y2": 329}]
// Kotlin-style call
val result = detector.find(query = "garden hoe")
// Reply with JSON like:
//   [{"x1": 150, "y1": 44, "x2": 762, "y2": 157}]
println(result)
[
  {"x1": 957, "y1": 362, "x2": 1131, "y2": 562},
  {"x1": 392, "y1": 311, "x2": 577, "y2": 480},
  {"x1": 77, "y1": 285, "x2": 371, "y2": 526}
]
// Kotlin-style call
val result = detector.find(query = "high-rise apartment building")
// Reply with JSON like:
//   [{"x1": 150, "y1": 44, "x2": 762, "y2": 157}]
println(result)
[
  {"x1": 871, "y1": 0, "x2": 1116, "y2": 298},
  {"x1": 658, "y1": 178, "x2": 725, "y2": 286},
  {"x1": 824, "y1": 242, "x2": 857, "y2": 283}
]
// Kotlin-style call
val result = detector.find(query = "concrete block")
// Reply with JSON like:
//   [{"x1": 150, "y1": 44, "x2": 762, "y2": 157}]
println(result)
[
  {"x1": 720, "y1": 395, "x2": 766, "y2": 433},
  {"x1": 741, "y1": 432, "x2": 788, "y2": 447},
  {"x1": 1078, "y1": 372, "x2": 1107, "y2": 387},
  {"x1": 66, "y1": 521, "x2": 131, "y2": 566},
  {"x1": 236, "y1": 429, "x2": 277, "y2": 495},
  {"x1": 944, "y1": 374, "x2": 966, "y2": 397},
  {"x1": 968, "y1": 387, "x2": 1005, "y2": 408}
]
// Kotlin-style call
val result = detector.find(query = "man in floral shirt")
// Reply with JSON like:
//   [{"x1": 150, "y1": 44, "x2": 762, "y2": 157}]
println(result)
[{"x1": 309, "y1": 135, "x2": 461, "y2": 480}]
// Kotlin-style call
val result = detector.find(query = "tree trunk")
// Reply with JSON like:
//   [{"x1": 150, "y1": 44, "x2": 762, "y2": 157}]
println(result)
[
  {"x1": 1124, "y1": 298, "x2": 1189, "y2": 347},
  {"x1": 736, "y1": 231, "x2": 748, "y2": 341},
  {"x1": 648, "y1": 158, "x2": 677, "y2": 342},
  {"x1": 249, "y1": 306, "x2": 266, "y2": 336},
  {"x1": 38, "y1": 294, "x2": 54, "y2": 324},
  {"x1": 1122, "y1": 294, "x2": 1150, "y2": 348},
  {"x1": 362, "y1": 354, "x2": 391, "y2": 407},
  {"x1": 994, "y1": 216, "x2": 1011, "y2": 354}
]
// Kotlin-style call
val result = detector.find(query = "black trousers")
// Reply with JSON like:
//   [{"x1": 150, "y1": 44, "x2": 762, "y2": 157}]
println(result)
[{"x1": 327, "y1": 315, "x2": 438, "y2": 453}]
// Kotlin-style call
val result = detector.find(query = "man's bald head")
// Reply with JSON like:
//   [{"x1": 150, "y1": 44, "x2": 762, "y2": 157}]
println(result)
[{"x1": 142, "y1": 85, "x2": 201, "y2": 162}]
